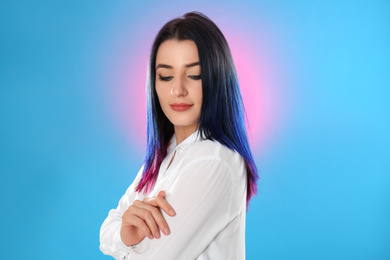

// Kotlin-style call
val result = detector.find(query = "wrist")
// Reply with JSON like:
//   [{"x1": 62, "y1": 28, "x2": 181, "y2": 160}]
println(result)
[{"x1": 120, "y1": 223, "x2": 144, "y2": 247}]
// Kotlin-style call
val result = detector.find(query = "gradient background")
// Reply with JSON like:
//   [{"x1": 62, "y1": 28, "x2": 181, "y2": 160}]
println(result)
[{"x1": 1, "y1": 1, "x2": 389, "y2": 259}]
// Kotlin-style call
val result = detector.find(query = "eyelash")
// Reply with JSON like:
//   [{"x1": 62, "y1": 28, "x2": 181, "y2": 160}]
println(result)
[
  {"x1": 189, "y1": 75, "x2": 201, "y2": 80},
  {"x1": 158, "y1": 75, "x2": 201, "y2": 81}
]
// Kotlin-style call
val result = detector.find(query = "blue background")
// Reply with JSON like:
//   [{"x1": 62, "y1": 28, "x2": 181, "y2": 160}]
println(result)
[{"x1": 1, "y1": 1, "x2": 389, "y2": 259}]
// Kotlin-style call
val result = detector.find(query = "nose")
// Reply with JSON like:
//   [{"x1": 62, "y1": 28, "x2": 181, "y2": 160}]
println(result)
[{"x1": 171, "y1": 76, "x2": 188, "y2": 97}]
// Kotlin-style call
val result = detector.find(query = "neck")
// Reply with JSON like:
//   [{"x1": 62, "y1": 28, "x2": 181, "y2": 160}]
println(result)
[{"x1": 174, "y1": 124, "x2": 198, "y2": 145}]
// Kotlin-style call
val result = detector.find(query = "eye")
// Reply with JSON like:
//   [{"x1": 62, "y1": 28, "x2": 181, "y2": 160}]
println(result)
[
  {"x1": 188, "y1": 75, "x2": 201, "y2": 80},
  {"x1": 158, "y1": 75, "x2": 173, "y2": 82}
]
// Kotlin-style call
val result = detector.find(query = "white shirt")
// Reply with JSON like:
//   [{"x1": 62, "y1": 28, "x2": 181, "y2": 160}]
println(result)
[{"x1": 100, "y1": 131, "x2": 247, "y2": 260}]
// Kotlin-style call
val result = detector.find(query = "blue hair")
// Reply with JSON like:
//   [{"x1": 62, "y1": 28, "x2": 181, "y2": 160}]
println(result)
[{"x1": 136, "y1": 11, "x2": 259, "y2": 206}]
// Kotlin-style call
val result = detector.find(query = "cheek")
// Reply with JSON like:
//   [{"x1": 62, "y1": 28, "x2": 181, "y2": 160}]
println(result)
[
  {"x1": 155, "y1": 85, "x2": 166, "y2": 101},
  {"x1": 155, "y1": 86, "x2": 171, "y2": 114},
  {"x1": 196, "y1": 86, "x2": 203, "y2": 105}
]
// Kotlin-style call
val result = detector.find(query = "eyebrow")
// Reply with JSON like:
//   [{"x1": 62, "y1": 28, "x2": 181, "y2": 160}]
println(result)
[{"x1": 155, "y1": 61, "x2": 200, "y2": 70}]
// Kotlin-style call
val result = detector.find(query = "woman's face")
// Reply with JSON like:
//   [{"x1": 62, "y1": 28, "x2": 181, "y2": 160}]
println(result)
[{"x1": 155, "y1": 39, "x2": 202, "y2": 133}]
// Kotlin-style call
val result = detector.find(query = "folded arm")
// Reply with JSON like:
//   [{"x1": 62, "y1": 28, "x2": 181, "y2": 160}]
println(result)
[{"x1": 100, "y1": 156, "x2": 244, "y2": 260}]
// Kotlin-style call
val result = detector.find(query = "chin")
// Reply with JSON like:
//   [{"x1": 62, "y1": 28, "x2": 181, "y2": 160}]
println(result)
[
  {"x1": 171, "y1": 121, "x2": 198, "y2": 127},
  {"x1": 167, "y1": 115, "x2": 197, "y2": 125}
]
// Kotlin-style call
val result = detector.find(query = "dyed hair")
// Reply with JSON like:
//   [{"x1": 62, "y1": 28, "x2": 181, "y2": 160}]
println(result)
[{"x1": 135, "y1": 11, "x2": 258, "y2": 205}]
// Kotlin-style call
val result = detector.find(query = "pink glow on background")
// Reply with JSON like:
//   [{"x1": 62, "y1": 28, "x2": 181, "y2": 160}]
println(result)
[
  {"x1": 109, "y1": 29, "x2": 283, "y2": 154},
  {"x1": 227, "y1": 33, "x2": 281, "y2": 151}
]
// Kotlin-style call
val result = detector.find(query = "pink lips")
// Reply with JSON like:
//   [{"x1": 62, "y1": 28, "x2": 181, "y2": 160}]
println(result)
[{"x1": 170, "y1": 103, "x2": 193, "y2": 111}]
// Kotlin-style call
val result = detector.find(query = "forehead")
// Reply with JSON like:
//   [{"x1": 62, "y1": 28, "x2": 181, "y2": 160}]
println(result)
[{"x1": 156, "y1": 39, "x2": 199, "y2": 66}]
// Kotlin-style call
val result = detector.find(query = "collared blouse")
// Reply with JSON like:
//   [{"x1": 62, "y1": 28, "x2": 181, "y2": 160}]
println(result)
[{"x1": 100, "y1": 131, "x2": 247, "y2": 260}]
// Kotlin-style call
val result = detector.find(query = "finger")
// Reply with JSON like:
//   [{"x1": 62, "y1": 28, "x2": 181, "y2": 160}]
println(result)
[
  {"x1": 157, "y1": 190, "x2": 166, "y2": 198},
  {"x1": 147, "y1": 195, "x2": 176, "y2": 217},
  {"x1": 135, "y1": 200, "x2": 172, "y2": 236},
  {"x1": 122, "y1": 213, "x2": 154, "y2": 240},
  {"x1": 128, "y1": 203, "x2": 161, "y2": 239}
]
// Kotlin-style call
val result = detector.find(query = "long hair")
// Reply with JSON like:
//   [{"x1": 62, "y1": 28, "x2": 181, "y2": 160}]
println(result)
[{"x1": 135, "y1": 11, "x2": 259, "y2": 205}]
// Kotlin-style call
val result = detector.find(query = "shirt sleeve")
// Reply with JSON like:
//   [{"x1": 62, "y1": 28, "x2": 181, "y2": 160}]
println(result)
[
  {"x1": 125, "y1": 155, "x2": 245, "y2": 260},
  {"x1": 99, "y1": 166, "x2": 148, "y2": 260}
]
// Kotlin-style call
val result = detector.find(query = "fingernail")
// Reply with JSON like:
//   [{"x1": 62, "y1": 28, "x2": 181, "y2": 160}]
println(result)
[
  {"x1": 155, "y1": 232, "x2": 160, "y2": 239},
  {"x1": 164, "y1": 227, "x2": 170, "y2": 235},
  {"x1": 148, "y1": 234, "x2": 154, "y2": 239},
  {"x1": 169, "y1": 209, "x2": 176, "y2": 216}
]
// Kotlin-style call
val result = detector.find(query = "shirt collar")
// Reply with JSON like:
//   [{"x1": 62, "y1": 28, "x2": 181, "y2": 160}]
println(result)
[{"x1": 167, "y1": 130, "x2": 201, "y2": 154}]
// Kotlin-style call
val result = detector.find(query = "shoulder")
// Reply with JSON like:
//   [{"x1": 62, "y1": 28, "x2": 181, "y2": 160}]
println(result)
[
  {"x1": 179, "y1": 138, "x2": 247, "y2": 214},
  {"x1": 183, "y1": 138, "x2": 246, "y2": 181}
]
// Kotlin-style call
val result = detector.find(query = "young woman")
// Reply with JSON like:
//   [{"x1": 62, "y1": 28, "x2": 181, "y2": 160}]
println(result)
[{"x1": 100, "y1": 11, "x2": 258, "y2": 260}]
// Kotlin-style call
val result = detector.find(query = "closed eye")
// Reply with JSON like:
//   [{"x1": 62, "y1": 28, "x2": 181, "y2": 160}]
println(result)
[
  {"x1": 188, "y1": 75, "x2": 201, "y2": 80},
  {"x1": 158, "y1": 75, "x2": 173, "y2": 82}
]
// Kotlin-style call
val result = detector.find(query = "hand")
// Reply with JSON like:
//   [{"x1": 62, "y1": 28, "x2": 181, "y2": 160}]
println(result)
[{"x1": 120, "y1": 191, "x2": 176, "y2": 246}]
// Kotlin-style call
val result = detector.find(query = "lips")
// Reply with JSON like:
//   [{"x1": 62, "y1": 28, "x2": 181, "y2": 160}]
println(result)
[{"x1": 170, "y1": 103, "x2": 193, "y2": 111}]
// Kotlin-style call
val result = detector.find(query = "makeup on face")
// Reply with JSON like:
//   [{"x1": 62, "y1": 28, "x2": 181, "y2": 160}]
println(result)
[
  {"x1": 169, "y1": 103, "x2": 194, "y2": 111},
  {"x1": 156, "y1": 62, "x2": 201, "y2": 83},
  {"x1": 155, "y1": 39, "x2": 203, "y2": 138}
]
